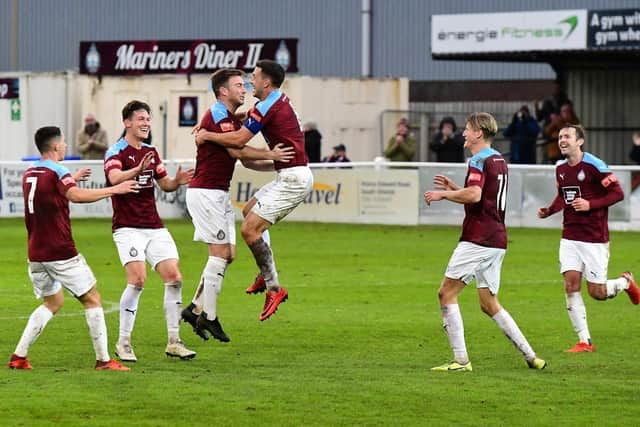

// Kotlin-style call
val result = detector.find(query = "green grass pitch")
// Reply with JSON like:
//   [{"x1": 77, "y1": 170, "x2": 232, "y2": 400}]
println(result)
[{"x1": 0, "y1": 218, "x2": 639, "y2": 426}]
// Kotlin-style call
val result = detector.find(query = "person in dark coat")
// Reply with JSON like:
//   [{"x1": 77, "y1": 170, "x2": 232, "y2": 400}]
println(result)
[
  {"x1": 429, "y1": 117, "x2": 465, "y2": 162},
  {"x1": 303, "y1": 122, "x2": 322, "y2": 163},
  {"x1": 503, "y1": 105, "x2": 540, "y2": 164}
]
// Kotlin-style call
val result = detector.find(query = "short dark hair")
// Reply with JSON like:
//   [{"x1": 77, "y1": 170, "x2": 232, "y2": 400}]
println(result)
[
  {"x1": 34, "y1": 126, "x2": 62, "y2": 153},
  {"x1": 256, "y1": 60, "x2": 285, "y2": 88},
  {"x1": 562, "y1": 124, "x2": 585, "y2": 141},
  {"x1": 122, "y1": 100, "x2": 151, "y2": 121},
  {"x1": 210, "y1": 69, "x2": 244, "y2": 97}
]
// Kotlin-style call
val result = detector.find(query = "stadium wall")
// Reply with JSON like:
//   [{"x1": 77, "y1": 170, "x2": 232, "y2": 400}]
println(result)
[{"x1": 2, "y1": 161, "x2": 639, "y2": 230}]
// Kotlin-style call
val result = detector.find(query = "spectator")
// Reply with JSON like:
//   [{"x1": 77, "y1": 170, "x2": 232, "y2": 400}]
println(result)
[
  {"x1": 384, "y1": 118, "x2": 416, "y2": 162},
  {"x1": 322, "y1": 144, "x2": 350, "y2": 163},
  {"x1": 303, "y1": 122, "x2": 322, "y2": 163},
  {"x1": 76, "y1": 113, "x2": 108, "y2": 160},
  {"x1": 429, "y1": 116, "x2": 465, "y2": 162},
  {"x1": 543, "y1": 102, "x2": 580, "y2": 163},
  {"x1": 630, "y1": 131, "x2": 640, "y2": 165},
  {"x1": 535, "y1": 81, "x2": 569, "y2": 128},
  {"x1": 503, "y1": 106, "x2": 540, "y2": 164}
]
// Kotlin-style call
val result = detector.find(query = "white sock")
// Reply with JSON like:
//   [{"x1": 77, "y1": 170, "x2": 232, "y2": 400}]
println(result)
[
  {"x1": 262, "y1": 230, "x2": 271, "y2": 246},
  {"x1": 441, "y1": 304, "x2": 468, "y2": 364},
  {"x1": 85, "y1": 307, "x2": 109, "y2": 362},
  {"x1": 605, "y1": 277, "x2": 629, "y2": 298},
  {"x1": 566, "y1": 292, "x2": 591, "y2": 343},
  {"x1": 492, "y1": 309, "x2": 536, "y2": 361},
  {"x1": 164, "y1": 281, "x2": 183, "y2": 343},
  {"x1": 119, "y1": 284, "x2": 143, "y2": 342},
  {"x1": 202, "y1": 256, "x2": 228, "y2": 321},
  {"x1": 14, "y1": 305, "x2": 54, "y2": 357}
]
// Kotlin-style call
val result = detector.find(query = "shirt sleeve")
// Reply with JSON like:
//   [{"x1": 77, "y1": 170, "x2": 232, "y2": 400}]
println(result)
[
  {"x1": 104, "y1": 152, "x2": 123, "y2": 174},
  {"x1": 153, "y1": 149, "x2": 168, "y2": 180},
  {"x1": 466, "y1": 166, "x2": 485, "y2": 188},
  {"x1": 56, "y1": 173, "x2": 77, "y2": 195},
  {"x1": 244, "y1": 106, "x2": 265, "y2": 134}
]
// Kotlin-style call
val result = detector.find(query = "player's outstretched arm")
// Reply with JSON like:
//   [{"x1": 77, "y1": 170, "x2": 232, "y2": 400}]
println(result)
[
  {"x1": 433, "y1": 174, "x2": 460, "y2": 191},
  {"x1": 228, "y1": 143, "x2": 294, "y2": 162},
  {"x1": 66, "y1": 180, "x2": 139, "y2": 203},
  {"x1": 195, "y1": 127, "x2": 253, "y2": 149},
  {"x1": 107, "y1": 152, "x2": 155, "y2": 185},
  {"x1": 156, "y1": 165, "x2": 195, "y2": 192},
  {"x1": 425, "y1": 185, "x2": 481, "y2": 206}
]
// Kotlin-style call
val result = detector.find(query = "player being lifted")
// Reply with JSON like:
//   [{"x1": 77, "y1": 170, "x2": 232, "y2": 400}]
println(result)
[
  {"x1": 538, "y1": 124, "x2": 638, "y2": 353},
  {"x1": 9, "y1": 126, "x2": 137, "y2": 371},
  {"x1": 425, "y1": 112, "x2": 546, "y2": 371},
  {"x1": 105, "y1": 100, "x2": 196, "y2": 362},
  {"x1": 181, "y1": 68, "x2": 294, "y2": 341},
  {"x1": 194, "y1": 60, "x2": 312, "y2": 321}
]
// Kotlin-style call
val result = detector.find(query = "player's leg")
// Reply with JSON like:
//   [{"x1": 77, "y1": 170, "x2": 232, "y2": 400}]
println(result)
[
  {"x1": 113, "y1": 228, "x2": 148, "y2": 362},
  {"x1": 582, "y1": 242, "x2": 639, "y2": 304},
  {"x1": 10, "y1": 261, "x2": 66, "y2": 369},
  {"x1": 474, "y1": 249, "x2": 545, "y2": 369},
  {"x1": 560, "y1": 239, "x2": 594, "y2": 352},
  {"x1": 243, "y1": 196, "x2": 269, "y2": 294},
  {"x1": 76, "y1": 286, "x2": 129, "y2": 371}
]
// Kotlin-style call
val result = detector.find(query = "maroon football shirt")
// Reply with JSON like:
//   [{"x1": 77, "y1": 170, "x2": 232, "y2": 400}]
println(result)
[
  {"x1": 104, "y1": 140, "x2": 168, "y2": 231},
  {"x1": 23, "y1": 160, "x2": 78, "y2": 262},
  {"x1": 189, "y1": 102, "x2": 241, "y2": 191},
  {"x1": 555, "y1": 153, "x2": 624, "y2": 243},
  {"x1": 244, "y1": 90, "x2": 308, "y2": 170},
  {"x1": 459, "y1": 147, "x2": 508, "y2": 249}
]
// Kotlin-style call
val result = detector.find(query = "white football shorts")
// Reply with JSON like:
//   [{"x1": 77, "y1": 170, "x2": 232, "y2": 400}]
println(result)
[
  {"x1": 186, "y1": 188, "x2": 236, "y2": 245},
  {"x1": 28, "y1": 254, "x2": 96, "y2": 299},
  {"x1": 445, "y1": 241, "x2": 506, "y2": 295},
  {"x1": 252, "y1": 166, "x2": 313, "y2": 224},
  {"x1": 113, "y1": 227, "x2": 179, "y2": 269},
  {"x1": 559, "y1": 238, "x2": 609, "y2": 284}
]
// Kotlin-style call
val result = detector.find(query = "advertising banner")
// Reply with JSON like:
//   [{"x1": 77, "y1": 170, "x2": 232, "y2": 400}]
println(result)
[
  {"x1": 432, "y1": 10, "x2": 588, "y2": 55},
  {"x1": 79, "y1": 38, "x2": 298, "y2": 75},
  {"x1": 588, "y1": 9, "x2": 640, "y2": 48}
]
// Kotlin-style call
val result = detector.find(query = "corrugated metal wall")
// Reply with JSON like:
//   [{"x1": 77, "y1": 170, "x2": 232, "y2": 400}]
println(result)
[
  {"x1": 0, "y1": 0, "x2": 13, "y2": 70},
  {"x1": 0, "y1": 0, "x2": 637, "y2": 79},
  {"x1": 568, "y1": 69, "x2": 640, "y2": 164}
]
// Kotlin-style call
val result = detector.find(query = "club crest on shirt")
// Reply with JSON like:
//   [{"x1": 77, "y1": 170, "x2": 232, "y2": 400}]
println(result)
[
  {"x1": 577, "y1": 170, "x2": 586, "y2": 181},
  {"x1": 562, "y1": 186, "x2": 582, "y2": 204}
]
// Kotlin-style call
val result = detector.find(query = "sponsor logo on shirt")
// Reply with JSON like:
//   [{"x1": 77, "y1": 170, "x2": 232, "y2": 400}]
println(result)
[
  {"x1": 468, "y1": 172, "x2": 482, "y2": 183},
  {"x1": 220, "y1": 122, "x2": 234, "y2": 132},
  {"x1": 250, "y1": 110, "x2": 262, "y2": 122},
  {"x1": 105, "y1": 159, "x2": 123, "y2": 169},
  {"x1": 562, "y1": 186, "x2": 582, "y2": 203},
  {"x1": 156, "y1": 163, "x2": 166, "y2": 174},
  {"x1": 62, "y1": 176, "x2": 76, "y2": 186},
  {"x1": 136, "y1": 170, "x2": 154, "y2": 188}
]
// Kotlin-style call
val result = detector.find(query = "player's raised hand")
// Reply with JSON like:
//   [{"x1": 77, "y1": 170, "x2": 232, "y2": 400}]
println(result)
[
  {"x1": 138, "y1": 151, "x2": 155, "y2": 174},
  {"x1": 537, "y1": 207, "x2": 550, "y2": 218},
  {"x1": 72, "y1": 167, "x2": 92, "y2": 182},
  {"x1": 174, "y1": 164, "x2": 195, "y2": 185},
  {"x1": 571, "y1": 197, "x2": 590, "y2": 212},
  {"x1": 433, "y1": 174, "x2": 454, "y2": 190},
  {"x1": 424, "y1": 190, "x2": 444, "y2": 206},
  {"x1": 114, "y1": 180, "x2": 140, "y2": 194},
  {"x1": 271, "y1": 143, "x2": 295, "y2": 162}
]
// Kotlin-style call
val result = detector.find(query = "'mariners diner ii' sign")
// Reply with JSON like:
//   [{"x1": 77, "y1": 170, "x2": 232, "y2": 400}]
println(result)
[{"x1": 79, "y1": 38, "x2": 298, "y2": 75}]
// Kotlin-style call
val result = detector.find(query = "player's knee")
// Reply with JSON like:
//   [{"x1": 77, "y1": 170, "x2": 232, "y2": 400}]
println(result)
[
  {"x1": 44, "y1": 300, "x2": 63, "y2": 314},
  {"x1": 129, "y1": 275, "x2": 146, "y2": 287},
  {"x1": 241, "y1": 224, "x2": 259, "y2": 244},
  {"x1": 587, "y1": 284, "x2": 607, "y2": 300}
]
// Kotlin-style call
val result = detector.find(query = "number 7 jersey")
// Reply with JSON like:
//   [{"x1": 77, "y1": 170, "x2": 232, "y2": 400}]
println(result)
[
  {"x1": 22, "y1": 160, "x2": 78, "y2": 262},
  {"x1": 460, "y1": 147, "x2": 508, "y2": 249}
]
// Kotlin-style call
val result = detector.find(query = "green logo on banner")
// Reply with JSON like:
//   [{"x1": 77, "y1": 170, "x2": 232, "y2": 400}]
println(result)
[{"x1": 10, "y1": 99, "x2": 21, "y2": 121}]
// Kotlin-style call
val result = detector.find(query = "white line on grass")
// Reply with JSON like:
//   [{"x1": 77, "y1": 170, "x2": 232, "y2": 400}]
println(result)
[{"x1": 0, "y1": 300, "x2": 120, "y2": 320}]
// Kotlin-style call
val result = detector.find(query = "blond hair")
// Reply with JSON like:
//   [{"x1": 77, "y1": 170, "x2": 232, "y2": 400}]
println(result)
[{"x1": 466, "y1": 112, "x2": 498, "y2": 141}]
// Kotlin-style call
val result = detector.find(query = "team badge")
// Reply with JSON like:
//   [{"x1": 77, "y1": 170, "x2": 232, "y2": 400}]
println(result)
[
  {"x1": 577, "y1": 170, "x2": 586, "y2": 181},
  {"x1": 129, "y1": 247, "x2": 138, "y2": 257},
  {"x1": 216, "y1": 230, "x2": 226, "y2": 240}
]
